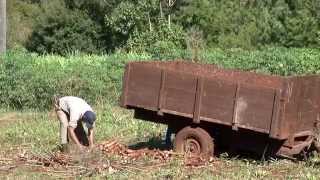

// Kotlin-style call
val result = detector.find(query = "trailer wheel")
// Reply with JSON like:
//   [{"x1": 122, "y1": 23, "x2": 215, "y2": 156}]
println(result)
[{"x1": 174, "y1": 126, "x2": 214, "y2": 157}]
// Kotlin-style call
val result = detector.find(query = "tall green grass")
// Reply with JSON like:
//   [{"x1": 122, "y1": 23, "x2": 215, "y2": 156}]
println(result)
[
  {"x1": 1, "y1": 48, "x2": 320, "y2": 110},
  {"x1": 201, "y1": 48, "x2": 320, "y2": 75},
  {"x1": 0, "y1": 50, "x2": 151, "y2": 110}
]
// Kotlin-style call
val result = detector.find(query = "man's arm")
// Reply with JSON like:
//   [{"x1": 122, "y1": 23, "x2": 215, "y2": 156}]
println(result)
[
  {"x1": 67, "y1": 126, "x2": 83, "y2": 149},
  {"x1": 68, "y1": 109, "x2": 83, "y2": 148},
  {"x1": 88, "y1": 129, "x2": 94, "y2": 149}
]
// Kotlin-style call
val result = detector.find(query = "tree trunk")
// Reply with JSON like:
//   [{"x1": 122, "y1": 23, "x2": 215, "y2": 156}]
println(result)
[
  {"x1": 0, "y1": 0, "x2": 6, "y2": 53},
  {"x1": 160, "y1": 1, "x2": 163, "y2": 18},
  {"x1": 148, "y1": 12, "x2": 152, "y2": 31},
  {"x1": 168, "y1": 0, "x2": 171, "y2": 28}
]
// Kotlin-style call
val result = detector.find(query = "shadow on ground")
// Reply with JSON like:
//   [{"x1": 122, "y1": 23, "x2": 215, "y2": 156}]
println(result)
[
  {"x1": 128, "y1": 136, "x2": 274, "y2": 161},
  {"x1": 126, "y1": 136, "x2": 320, "y2": 165},
  {"x1": 128, "y1": 136, "x2": 172, "y2": 151}
]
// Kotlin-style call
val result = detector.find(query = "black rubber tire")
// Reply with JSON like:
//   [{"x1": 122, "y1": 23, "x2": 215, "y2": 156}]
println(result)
[{"x1": 174, "y1": 126, "x2": 214, "y2": 157}]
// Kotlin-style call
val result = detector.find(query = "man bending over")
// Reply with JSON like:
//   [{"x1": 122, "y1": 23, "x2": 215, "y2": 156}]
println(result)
[{"x1": 54, "y1": 96, "x2": 96, "y2": 152}]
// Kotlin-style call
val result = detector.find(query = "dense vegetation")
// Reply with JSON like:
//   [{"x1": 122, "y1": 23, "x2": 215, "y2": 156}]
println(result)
[
  {"x1": 2, "y1": 1, "x2": 320, "y2": 178},
  {"x1": 8, "y1": 0, "x2": 320, "y2": 55},
  {"x1": 3, "y1": 0, "x2": 320, "y2": 109},
  {"x1": 1, "y1": 48, "x2": 320, "y2": 110}
]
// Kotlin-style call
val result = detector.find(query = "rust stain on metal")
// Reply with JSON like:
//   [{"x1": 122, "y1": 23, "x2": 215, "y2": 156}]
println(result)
[{"x1": 234, "y1": 96, "x2": 248, "y2": 126}]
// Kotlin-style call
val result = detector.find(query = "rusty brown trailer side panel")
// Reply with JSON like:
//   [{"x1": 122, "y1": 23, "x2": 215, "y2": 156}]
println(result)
[
  {"x1": 276, "y1": 76, "x2": 320, "y2": 156},
  {"x1": 120, "y1": 61, "x2": 320, "y2": 156},
  {"x1": 121, "y1": 61, "x2": 285, "y2": 136}
]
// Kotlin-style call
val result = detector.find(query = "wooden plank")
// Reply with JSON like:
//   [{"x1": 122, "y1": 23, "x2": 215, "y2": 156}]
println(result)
[
  {"x1": 165, "y1": 71, "x2": 197, "y2": 93},
  {"x1": 200, "y1": 116, "x2": 232, "y2": 126},
  {"x1": 278, "y1": 80, "x2": 295, "y2": 140},
  {"x1": 295, "y1": 76, "x2": 320, "y2": 132},
  {"x1": 237, "y1": 125, "x2": 269, "y2": 134},
  {"x1": 269, "y1": 90, "x2": 281, "y2": 139},
  {"x1": 164, "y1": 88, "x2": 196, "y2": 115},
  {"x1": 287, "y1": 77, "x2": 302, "y2": 146},
  {"x1": 157, "y1": 70, "x2": 167, "y2": 115},
  {"x1": 232, "y1": 84, "x2": 240, "y2": 130},
  {"x1": 162, "y1": 71, "x2": 197, "y2": 116},
  {"x1": 201, "y1": 78, "x2": 237, "y2": 125},
  {"x1": 162, "y1": 109, "x2": 193, "y2": 119},
  {"x1": 126, "y1": 64, "x2": 162, "y2": 109},
  {"x1": 193, "y1": 77, "x2": 204, "y2": 124},
  {"x1": 120, "y1": 64, "x2": 131, "y2": 107},
  {"x1": 235, "y1": 85, "x2": 275, "y2": 132}
]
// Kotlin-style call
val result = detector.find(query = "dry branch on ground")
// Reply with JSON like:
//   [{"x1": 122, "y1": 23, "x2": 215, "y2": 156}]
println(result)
[{"x1": 7, "y1": 139, "x2": 215, "y2": 177}]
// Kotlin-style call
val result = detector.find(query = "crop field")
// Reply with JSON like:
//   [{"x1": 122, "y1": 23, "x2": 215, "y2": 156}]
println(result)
[
  {"x1": 2, "y1": 106, "x2": 320, "y2": 179},
  {"x1": 1, "y1": 48, "x2": 320, "y2": 179}
]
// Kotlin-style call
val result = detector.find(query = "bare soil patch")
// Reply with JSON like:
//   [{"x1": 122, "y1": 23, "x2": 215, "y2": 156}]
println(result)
[{"x1": 1, "y1": 139, "x2": 217, "y2": 178}]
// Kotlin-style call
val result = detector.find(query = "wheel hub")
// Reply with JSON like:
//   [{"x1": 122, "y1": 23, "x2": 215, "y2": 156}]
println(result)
[{"x1": 184, "y1": 138, "x2": 201, "y2": 154}]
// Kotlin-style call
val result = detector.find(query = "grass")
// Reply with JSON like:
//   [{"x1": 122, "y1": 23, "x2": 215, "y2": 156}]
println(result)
[
  {"x1": 2, "y1": 49, "x2": 320, "y2": 178},
  {"x1": 2, "y1": 48, "x2": 320, "y2": 111},
  {"x1": 0, "y1": 105, "x2": 165, "y2": 153},
  {"x1": 1, "y1": 103, "x2": 320, "y2": 179}
]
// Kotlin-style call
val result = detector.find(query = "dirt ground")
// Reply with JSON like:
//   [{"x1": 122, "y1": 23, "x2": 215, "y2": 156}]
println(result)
[
  {"x1": 2, "y1": 112, "x2": 320, "y2": 179},
  {"x1": 0, "y1": 139, "x2": 215, "y2": 178}
]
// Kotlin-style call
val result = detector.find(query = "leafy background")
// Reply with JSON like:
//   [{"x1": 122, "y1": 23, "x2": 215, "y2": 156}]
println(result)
[
  {"x1": 7, "y1": 0, "x2": 320, "y2": 56},
  {"x1": 1, "y1": 48, "x2": 320, "y2": 110}
]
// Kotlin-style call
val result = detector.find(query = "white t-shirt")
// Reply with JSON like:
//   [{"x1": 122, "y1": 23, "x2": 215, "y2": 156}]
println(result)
[{"x1": 58, "y1": 96, "x2": 93, "y2": 128}]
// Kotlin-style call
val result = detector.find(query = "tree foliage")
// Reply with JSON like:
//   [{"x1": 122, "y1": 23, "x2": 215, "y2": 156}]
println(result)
[
  {"x1": 7, "y1": 0, "x2": 320, "y2": 54},
  {"x1": 25, "y1": 1, "x2": 104, "y2": 55},
  {"x1": 7, "y1": 0, "x2": 41, "y2": 48},
  {"x1": 174, "y1": 0, "x2": 320, "y2": 49}
]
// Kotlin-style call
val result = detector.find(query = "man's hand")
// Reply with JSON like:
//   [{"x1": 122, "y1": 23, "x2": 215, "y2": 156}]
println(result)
[
  {"x1": 54, "y1": 103, "x2": 60, "y2": 111},
  {"x1": 78, "y1": 144, "x2": 87, "y2": 152},
  {"x1": 67, "y1": 126, "x2": 82, "y2": 148},
  {"x1": 88, "y1": 129, "x2": 94, "y2": 150}
]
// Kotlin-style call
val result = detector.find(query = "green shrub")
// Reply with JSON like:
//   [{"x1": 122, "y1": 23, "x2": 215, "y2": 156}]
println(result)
[
  {"x1": 26, "y1": 1, "x2": 103, "y2": 55},
  {"x1": 126, "y1": 20, "x2": 186, "y2": 58},
  {"x1": 201, "y1": 47, "x2": 320, "y2": 76},
  {"x1": 7, "y1": 0, "x2": 44, "y2": 49},
  {"x1": 1, "y1": 48, "x2": 320, "y2": 110},
  {"x1": 0, "y1": 50, "x2": 150, "y2": 110}
]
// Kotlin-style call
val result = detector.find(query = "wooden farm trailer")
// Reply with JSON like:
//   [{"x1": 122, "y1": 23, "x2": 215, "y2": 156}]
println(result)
[{"x1": 120, "y1": 61, "x2": 320, "y2": 158}]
